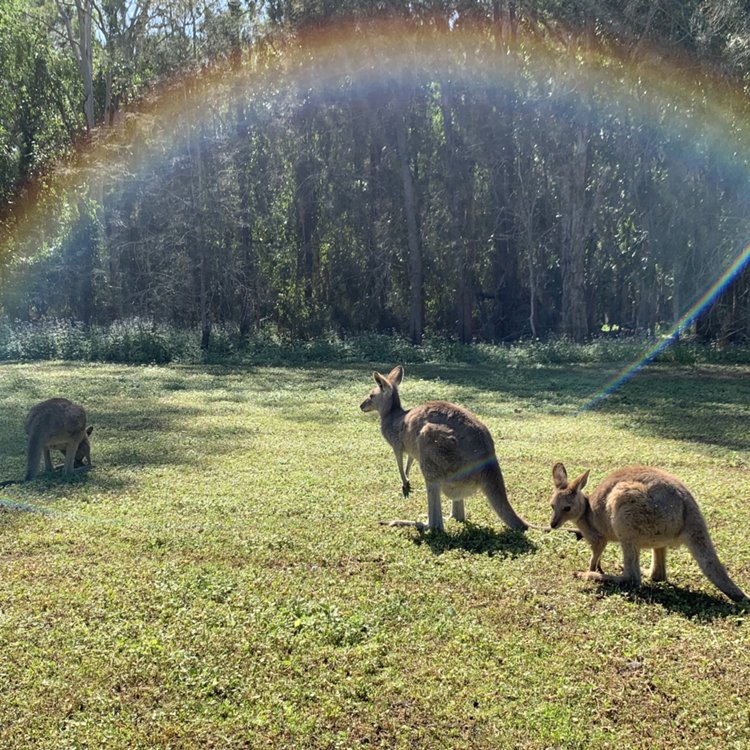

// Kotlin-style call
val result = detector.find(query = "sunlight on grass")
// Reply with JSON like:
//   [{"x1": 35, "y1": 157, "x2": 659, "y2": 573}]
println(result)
[{"x1": 0, "y1": 359, "x2": 749, "y2": 748}]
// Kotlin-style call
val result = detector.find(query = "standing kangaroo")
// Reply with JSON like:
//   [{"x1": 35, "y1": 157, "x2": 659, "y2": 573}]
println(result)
[
  {"x1": 548, "y1": 462, "x2": 746, "y2": 602},
  {"x1": 24, "y1": 398, "x2": 93, "y2": 481},
  {"x1": 360, "y1": 365, "x2": 528, "y2": 532}
]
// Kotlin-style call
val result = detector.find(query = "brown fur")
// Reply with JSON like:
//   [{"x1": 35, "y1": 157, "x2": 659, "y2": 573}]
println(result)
[
  {"x1": 548, "y1": 463, "x2": 746, "y2": 602},
  {"x1": 360, "y1": 365, "x2": 528, "y2": 532},
  {"x1": 24, "y1": 398, "x2": 93, "y2": 481}
]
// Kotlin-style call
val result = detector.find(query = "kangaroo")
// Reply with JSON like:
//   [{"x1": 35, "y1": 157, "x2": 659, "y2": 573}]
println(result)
[
  {"x1": 24, "y1": 398, "x2": 93, "y2": 481},
  {"x1": 548, "y1": 462, "x2": 747, "y2": 602},
  {"x1": 360, "y1": 365, "x2": 528, "y2": 532}
]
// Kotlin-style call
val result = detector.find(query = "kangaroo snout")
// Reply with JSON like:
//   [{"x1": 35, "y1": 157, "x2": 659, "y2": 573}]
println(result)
[{"x1": 549, "y1": 513, "x2": 563, "y2": 530}]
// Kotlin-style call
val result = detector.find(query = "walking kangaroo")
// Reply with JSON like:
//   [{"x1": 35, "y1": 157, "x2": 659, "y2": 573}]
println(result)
[
  {"x1": 548, "y1": 462, "x2": 747, "y2": 602},
  {"x1": 360, "y1": 365, "x2": 528, "y2": 532},
  {"x1": 24, "y1": 398, "x2": 93, "y2": 481}
]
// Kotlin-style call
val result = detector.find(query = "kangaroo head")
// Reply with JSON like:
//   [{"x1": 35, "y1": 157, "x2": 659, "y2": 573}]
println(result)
[
  {"x1": 549, "y1": 462, "x2": 589, "y2": 529},
  {"x1": 360, "y1": 365, "x2": 404, "y2": 416},
  {"x1": 62, "y1": 425, "x2": 94, "y2": 467}
]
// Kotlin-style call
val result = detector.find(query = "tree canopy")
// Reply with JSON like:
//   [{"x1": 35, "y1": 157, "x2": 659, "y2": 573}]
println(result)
[{"x1": 1, "y1": 0, "x2": 749, "y2": 345}]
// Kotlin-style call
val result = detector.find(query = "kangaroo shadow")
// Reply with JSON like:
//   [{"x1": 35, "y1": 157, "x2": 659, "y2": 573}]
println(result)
[
  {"x1": 585, "y1": 578, "x2": 746, "y2": 621},
  {"x1": 409, "y1": 521, "x2": 537, "y2": 559}
]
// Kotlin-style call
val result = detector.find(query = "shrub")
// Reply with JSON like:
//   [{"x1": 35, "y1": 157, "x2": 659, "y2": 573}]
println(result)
[{"x1": 1, "y1": 318, "x2": 749, "y2": 367}]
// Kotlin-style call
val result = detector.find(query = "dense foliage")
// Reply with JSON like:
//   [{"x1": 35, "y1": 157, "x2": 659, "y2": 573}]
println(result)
[{"x1": 1, "y1": 0, "x2": 750, "y2": 346}]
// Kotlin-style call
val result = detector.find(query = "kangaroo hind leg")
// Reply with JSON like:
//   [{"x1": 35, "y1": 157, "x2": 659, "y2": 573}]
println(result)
[
  {"x1": 650, "y1": 548, "x2": 667, "y2": 582},
  {"x1": 426, "y1": 483, "x2": 445, "y2": 532},
  {"x1": 383, "y1": 484, "x2": 443, "y2": 532},
  {"x1": 25, "y1": 435, "x2": 44, "y2": 481}
]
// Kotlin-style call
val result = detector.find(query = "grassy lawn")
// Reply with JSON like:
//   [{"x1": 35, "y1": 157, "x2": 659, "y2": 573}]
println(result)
[{"x1": 0, "y1": 358, "x2": 749, "y2": 749}]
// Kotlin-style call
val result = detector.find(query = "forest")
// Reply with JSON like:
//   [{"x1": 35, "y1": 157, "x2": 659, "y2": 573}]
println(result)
[{"x1": 1, "y1": 0, "x2": 750, "y2": 347}]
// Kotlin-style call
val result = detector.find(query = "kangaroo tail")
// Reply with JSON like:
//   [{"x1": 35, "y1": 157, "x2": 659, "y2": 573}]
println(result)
[
  {"x1": 685, "y1": 520, "x2": 747, "y2": 602},
  {"x1": 0, "y1": 479, "x2": 21, "y2": 488},
  {"x1": 481, "y1": 460, "x2": 528, "y2": 531}
]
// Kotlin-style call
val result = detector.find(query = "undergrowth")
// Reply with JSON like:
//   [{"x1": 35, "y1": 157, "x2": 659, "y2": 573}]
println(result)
[{"x1": 1, "y1": 317, "x2": 748, "y2": 366}]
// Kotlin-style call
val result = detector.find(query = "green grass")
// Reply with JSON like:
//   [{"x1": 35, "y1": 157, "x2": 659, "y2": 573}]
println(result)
[{"x1": 0, "y1": 358, "x2": 749, "y2": 749}]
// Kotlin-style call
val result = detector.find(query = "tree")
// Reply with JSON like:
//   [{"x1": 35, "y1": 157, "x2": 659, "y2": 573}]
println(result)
[
  {"x1": 3, "y1": 0, "x2": 750, "y2": 345},
  {"x1": 55, "y1": 0, "x2": 96, "y2": 131}
]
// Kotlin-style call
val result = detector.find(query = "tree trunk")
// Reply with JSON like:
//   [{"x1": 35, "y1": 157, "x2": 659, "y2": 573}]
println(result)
[
  {"x1": 230, "y1": 0, "x2": 255, "y2": 339},
  {"x1": 57, "y1": 0, "x2": 95, "y2": 131},
  {"x1": 294, "y1": 150, "x2": 318, "y2": 307},
  {"x1": 185, "y1": 93, "x2": 212, "y2": 350},
  {"x1": 78, "y1": 0, "x2": 95, "y2": 130},
  {"x1": 394, "y1": 111, "x2": 424, "y2": 345},
  {"x1": 438, "y1": 82, "x2": 476, "y2": 343},
  {"x1": 200, "y1": 256, "x2": 211, "y2": 350},
  {"x1": 561, "y1": 125, "x2": 590, "y2": 341}
]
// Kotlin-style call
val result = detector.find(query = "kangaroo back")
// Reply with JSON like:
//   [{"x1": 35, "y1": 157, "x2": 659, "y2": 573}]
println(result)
[
  {"x1": 405, "y1": 401, "x2": 496, "y2": 471},
  {"x1": 408, "y1": 400, "x2": 529, "y2": 530}
]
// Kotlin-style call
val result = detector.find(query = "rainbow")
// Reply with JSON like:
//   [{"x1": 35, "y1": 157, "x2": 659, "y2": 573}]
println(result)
[
  {"x1": 581, "y1": 239, "x2": 750, "y2": 411},
  {"x1": 2, "y1": 16, "x2": 750, "y2": 398},
  {"x1": 0, "y1": 496, "x2": 51, "y2": 514}
]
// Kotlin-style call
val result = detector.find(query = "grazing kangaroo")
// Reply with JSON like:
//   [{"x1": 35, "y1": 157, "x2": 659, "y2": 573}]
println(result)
[
  {"x1": 24, "y1": 398, "x2": 93, "y2": 481},
  {"x1": 548, "y1": 462, "x2": 747, "y2": 602},
  {"x1": 360, "y1": 365, "x2": 528, "y2": 532}
]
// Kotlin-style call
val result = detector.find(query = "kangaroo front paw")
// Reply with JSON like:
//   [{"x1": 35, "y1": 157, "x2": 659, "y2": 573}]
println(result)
[{"x1": 402, "y1": 481, "x2": 411, "y2": 497}]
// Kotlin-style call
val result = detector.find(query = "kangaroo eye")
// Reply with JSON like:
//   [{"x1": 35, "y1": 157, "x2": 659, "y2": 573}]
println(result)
[{"x1": 562, "y1": 505, "x2": 572, "y2": 513}]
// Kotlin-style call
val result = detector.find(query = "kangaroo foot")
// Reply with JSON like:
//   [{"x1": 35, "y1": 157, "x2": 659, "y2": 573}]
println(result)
[
  {"x1": 380, "y1": 519, "x2": 430, "y2": 532},
  {"x1": 576, "y1": 570, "x2": 638, "y2": 587}
]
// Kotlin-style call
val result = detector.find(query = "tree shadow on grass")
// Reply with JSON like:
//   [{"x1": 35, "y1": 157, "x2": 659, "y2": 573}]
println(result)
[
  {"x1": 0, "y1": 465, "x2": 135, "y2": 516},
  {"x1": 388, "y1": 361, "x2": 750, "y2": 452},
  {"x1": 587, "y1": 579, "x2": 747, "y2": 621},
  {"x1": 0, "y1": 470, "x2": 90, "y2": 529},
  {"x1": 409, "y1": 521, "x2": 537, "y2": 559}
]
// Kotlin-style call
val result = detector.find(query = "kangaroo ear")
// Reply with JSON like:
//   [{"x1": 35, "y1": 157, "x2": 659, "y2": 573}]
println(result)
[
  {"x1": 86, "y1": 425, "x2": 94, "y2": 436},
  {"x1": 386, "y1": 365, "x2": 404, "y2": 386},
  {"x1": 570, "y1": 469, "x2": 590, "y2": 492},
  {"x1": 373, "y1": 371, "x2": 390, "y2": 389},
  {"x1": 552, "y1": 463, "x2": 568, "y2": 489}
]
